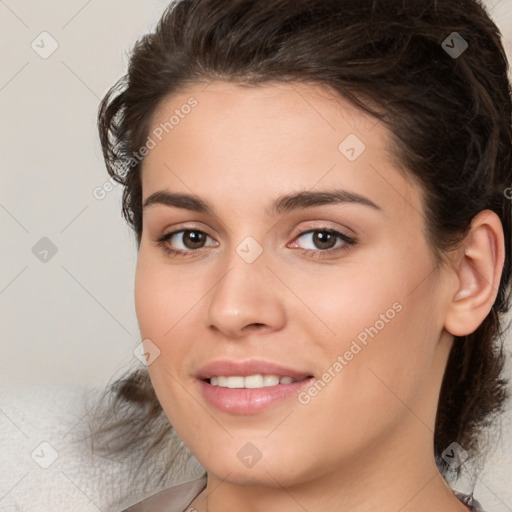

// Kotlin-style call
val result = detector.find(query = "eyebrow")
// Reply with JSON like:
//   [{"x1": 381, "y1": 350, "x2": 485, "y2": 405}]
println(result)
[{"x1": 142, "y1": 189, "x2": 381, "y2": 215}]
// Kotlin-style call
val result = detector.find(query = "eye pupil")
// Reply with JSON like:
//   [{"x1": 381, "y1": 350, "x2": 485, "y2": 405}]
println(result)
[
  {"x1": 184, "y1": 230, "x2": 206, "y2": 249},
  {"x1": 313, "y1": 231, "x2": 337, "y2": 250}
]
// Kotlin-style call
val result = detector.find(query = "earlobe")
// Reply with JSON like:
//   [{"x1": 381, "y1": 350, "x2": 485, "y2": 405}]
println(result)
[{"x1": 444, "y1": 210, "x2": 505, "y2": 337}]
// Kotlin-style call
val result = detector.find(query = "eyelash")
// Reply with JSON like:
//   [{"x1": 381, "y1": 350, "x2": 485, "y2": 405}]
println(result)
[{"x1": 155, "y1": 228, "x2": 357, "y2": 259}]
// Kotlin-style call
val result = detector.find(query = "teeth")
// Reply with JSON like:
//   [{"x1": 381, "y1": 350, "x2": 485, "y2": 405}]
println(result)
[
  {"x1": 208, "y1": 374, "x2": 298, "y2": 388},
  {"x1": 263, "y1": 375, "x2": 279, "y2": 387},
  {"x1": 245, "y1": 374, "x2": 264, "y2": 388}
]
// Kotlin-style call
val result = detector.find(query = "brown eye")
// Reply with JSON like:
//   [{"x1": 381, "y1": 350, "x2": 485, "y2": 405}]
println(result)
[
  {"x1": 157, "y1": 229, "x2": 218, "y2": 256},
  {"x1": 180, "y1": 230, "x2": 207, "y2": 249},
  {"x1": 310, "y1": 230, "x2": 338, "y2": 250},
  {"x1": 294, "y1": 229, "x2": 353, "y2": 251}
]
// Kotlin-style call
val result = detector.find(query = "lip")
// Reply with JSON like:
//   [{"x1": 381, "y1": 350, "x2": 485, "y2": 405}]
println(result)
[
  {"x1": 196, "y1": 359, "x2": 315, "y2": 415},
  {"x1": 198, "y1": 378, "x2": 314, "y2": 414}
]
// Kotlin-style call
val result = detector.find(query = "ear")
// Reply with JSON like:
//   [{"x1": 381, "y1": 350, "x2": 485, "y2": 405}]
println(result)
[{"x1": 444, "y1": 210, "x2": 505, "y2": 337}]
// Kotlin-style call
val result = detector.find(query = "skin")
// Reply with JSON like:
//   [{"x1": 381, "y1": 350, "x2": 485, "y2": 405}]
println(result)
[{"x1": 134, "y1": 80, "x2": 505, "y2": 512}]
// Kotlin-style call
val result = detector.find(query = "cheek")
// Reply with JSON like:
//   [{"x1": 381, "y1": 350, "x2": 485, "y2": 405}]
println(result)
[
  {"x1": 134, "y1": 256, "x2": 193, "y2": 416},
  {"x1": 296, "y1": 243, "x2": 440, "y2": 401},
  {"x1": 134, "y1": 247, "x2": 194, "y2": 333},
  {"x1": 134, "y1": 258, "x2": 160, "y2": 338},
  {"x1": 134, "y1": 250, "x2": 206, "y2": 386},
  {"x1": 333, "y1": 282, "x2": 440, "y2": 421}
]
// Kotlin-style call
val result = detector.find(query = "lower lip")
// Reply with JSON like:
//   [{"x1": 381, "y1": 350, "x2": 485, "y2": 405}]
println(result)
[{"x1": 198, "y1": 378, "x2": 314, "y2": 414}]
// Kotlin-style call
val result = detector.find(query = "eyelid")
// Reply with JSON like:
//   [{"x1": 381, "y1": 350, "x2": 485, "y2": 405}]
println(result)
[
  {"x1": 157, "y1": 221, "x2": 217, "y2": 240},
  {"x1": 289, "y1": 220, "x2": 356, "y2": 238}
]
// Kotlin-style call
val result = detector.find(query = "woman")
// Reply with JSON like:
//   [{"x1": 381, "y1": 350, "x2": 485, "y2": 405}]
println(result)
[{"x1": 91, "y1": 0, "x2": 512, "y2": 510}]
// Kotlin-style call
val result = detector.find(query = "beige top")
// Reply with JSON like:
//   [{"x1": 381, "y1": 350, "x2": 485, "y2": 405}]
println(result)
[{"x1": 120, "y1": 476, "x2": 486, "y2": 512}]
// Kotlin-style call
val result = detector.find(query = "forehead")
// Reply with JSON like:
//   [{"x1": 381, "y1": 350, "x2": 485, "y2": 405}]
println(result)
[{"x1": 140, "y1": 80, "x2": 423, "y2": 219}]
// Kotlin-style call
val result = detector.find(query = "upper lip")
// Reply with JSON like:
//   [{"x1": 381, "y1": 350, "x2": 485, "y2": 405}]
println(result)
[{"x1": 196, "y1": 359, "x2": 314, "y2": 380}]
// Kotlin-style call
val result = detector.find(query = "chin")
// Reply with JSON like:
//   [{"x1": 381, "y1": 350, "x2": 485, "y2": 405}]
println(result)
[{"x1": 195, "y1": 445, "x2": 309, "y2": 487}]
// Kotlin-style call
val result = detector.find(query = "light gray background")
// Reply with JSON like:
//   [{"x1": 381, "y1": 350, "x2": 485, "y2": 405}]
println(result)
[
  {"x1": 1, "y1": 0, "x2": 174, "y2": 389},
  {"x1": 1, "y1": 0, "x2": 512, "y2": 510}
]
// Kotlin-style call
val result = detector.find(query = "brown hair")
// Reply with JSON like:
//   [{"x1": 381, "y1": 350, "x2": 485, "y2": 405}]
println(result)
[{"x1": 92, "y1": 0, "x2": 512, "y2": 486}]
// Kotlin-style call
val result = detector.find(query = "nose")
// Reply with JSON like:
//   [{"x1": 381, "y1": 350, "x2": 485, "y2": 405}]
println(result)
[{"x1": 205, "y1": 248, "x2": 287, "y2": 339}]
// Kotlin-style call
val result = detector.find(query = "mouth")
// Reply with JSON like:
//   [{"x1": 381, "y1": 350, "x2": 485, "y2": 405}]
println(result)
[{"x1": 196, "y1": 360, "x2": 315, "y2": 414}]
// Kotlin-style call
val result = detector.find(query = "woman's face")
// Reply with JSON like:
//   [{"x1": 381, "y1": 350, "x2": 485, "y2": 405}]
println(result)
[{"x1": 135, "y1": 81, "x2": 456, "y2": 486}]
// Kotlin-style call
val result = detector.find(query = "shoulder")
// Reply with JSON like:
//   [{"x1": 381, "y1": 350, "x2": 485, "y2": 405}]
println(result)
[
  {"x1": 453, "y1": 491, "x2": 487, "y2": 512},
  {"x1": 119, "y1": 475, "x2": 207, "y2": 512}
]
